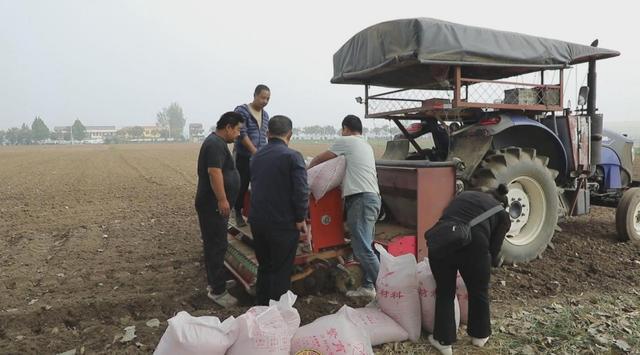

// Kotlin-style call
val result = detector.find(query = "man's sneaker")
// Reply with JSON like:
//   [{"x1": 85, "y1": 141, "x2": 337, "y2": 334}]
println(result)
[
  {"x1": 428, "y1": 335, "x2": 453, "y2": 355},
  {"x1": 234, "y1": 210, "x2": 247, "y2": 227},
  {"x1": 207, "y1": 290, "x2": 238, "y2": 308},
  {"x1": 346, "y1": 286, "x2": 376, "y2": 299},
  {"x1": 471, "y1": 336, "x2": 489, "y2": 347}
]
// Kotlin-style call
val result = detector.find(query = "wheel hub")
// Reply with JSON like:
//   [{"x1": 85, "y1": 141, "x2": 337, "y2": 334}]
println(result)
[
  {"x1": 505, "y1": 178, "x2": 546, "y2": 246},
  {"x1": 506, "y1": 182, "x2": 530, "y2": 236},
  {"x1": 634, "y1": 203, "x2": 640, "y2": 234}
]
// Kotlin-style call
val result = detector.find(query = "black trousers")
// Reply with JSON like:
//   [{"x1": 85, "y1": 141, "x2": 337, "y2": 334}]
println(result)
[
  {"x1": 234, "y1": 155, "x2": 251, "y2": 213},
  {"x1": 251, "y1": 223, "x2": 299, "y2": 306},
  {"x1": 196, "y1": 205, "x2": 229, "y2": 295},
  {"x1": 429, "y1": 239, "x2": 492, "y2": 345}
]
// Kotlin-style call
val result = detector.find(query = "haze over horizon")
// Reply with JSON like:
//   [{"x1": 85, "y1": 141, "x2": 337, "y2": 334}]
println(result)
[{"x1": 1, "y1": 1, "x2": 638, "y2": 136}]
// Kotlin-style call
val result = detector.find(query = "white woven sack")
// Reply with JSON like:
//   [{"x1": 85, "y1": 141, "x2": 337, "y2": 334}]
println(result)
[
  {"x1": 153, "y1": 311, "x2": 237, "y2": 355},
  {"x1": 307, "y1": 155, "x2": 346, "y2": 200},
  {"x1": 227, "y1": 291, "x2": 300, "y2": 355},
  {"x1": 374, "y1": 243, "x2": 421, "y2": 342},
  {"x1": 290, "y1": 311, "x2": 373, "y2": 355},
  {"x1": 339, "y1": 305, "x2": 408, "y2": 346},
  {"x1": 456, "y1": 273, "x2": 469, "y2": 324},
  {"x1": 417, "y1": 259, "x2": 460, "y2": 333}
]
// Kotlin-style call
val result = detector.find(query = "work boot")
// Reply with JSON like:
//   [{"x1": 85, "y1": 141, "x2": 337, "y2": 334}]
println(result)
[
  {"x1": 346, "y1": 286, "x2": 376, "y2": 300},
  {"x1": 471, "y1": 336, "x2": 489, "y2": 347},
  {"x1": 234, "y1": 210, "x2": 247, "y2": 227},
  {"x1": 428, "y1": 335, "x2": 453, "y2": 355},
  {"x1": 207, "y1": 289, "x2": 238, "y2": 308}
]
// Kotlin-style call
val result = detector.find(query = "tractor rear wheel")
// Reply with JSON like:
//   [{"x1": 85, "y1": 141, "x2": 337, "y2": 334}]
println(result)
[
  {"x1": 615, "y1": 188, "x2": 640, "y2": 244},
  {"x1": 471, "y1": 147, "x2": 559, "y2": 264}
]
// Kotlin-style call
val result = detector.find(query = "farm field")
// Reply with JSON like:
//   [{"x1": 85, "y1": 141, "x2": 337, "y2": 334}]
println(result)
[{"x1": 1, "y1": 143, "x2": 639, "y2": 354}]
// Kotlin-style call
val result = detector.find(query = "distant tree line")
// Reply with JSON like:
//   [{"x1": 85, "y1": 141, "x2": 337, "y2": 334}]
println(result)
[
  {"x1": 0, "y1": 117, "x2": 88, "y2": 145},
  {"x1": 1, "y1": 102, "x2": 187, "y2": 146},
  {"x1": 290, "y1": 124, "x2": 401, "y2": 139}
]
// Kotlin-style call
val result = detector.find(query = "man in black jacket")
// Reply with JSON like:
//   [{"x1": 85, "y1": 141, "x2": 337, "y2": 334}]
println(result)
[
  {"x1": 249, "y1": 115, "x2": 309, "y2": 305},
  {"x1": 428, "y1": 185, "x2": 511, "y2": 355}
]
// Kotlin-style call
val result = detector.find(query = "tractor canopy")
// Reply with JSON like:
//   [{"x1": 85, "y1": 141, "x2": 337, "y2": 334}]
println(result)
[{"x1": 331, "y1": 18, "x2": 620, "y2": 88}]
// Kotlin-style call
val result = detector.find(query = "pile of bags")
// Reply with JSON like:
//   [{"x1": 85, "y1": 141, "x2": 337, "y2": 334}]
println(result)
[
  {"x1": 154, "y1": 292, "x2": 299, "y2": 355},
  {"x1": 154, "y1": 248, "x2": 469, "y2": 354}
]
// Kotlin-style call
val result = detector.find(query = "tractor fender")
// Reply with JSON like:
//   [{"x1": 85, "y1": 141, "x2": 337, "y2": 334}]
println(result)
[
  {"x1": 599, "y1": 146, "x2": 631, "y2": 189},
  {"x1": 491, "y1": 115, "x2": 568, "y2": 184},
  {"x1": 451, "y1": 114, "x2": 568, "y2": 184}
]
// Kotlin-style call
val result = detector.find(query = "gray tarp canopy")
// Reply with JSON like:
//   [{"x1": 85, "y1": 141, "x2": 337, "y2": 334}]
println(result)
[{"x1": 331, "y1": 18, "x2": 620, "y2": 88}]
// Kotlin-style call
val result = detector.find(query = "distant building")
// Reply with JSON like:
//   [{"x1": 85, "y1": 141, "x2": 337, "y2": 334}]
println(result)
[
  {"x1": 86, "y1": 126, "x2": 116, "y2": 140},
  {"x1": 141, "y1": 126, "x2": 161, "y2": 139},
  {"x1": 189, "y1": 123, "x2": 205, "y2": 142},
  {"x1": 52, "y1": 125, "x2": 115, "y2": 141},
  {"x1": 53, "y1": 126, "x2": 70, "y2": 140}
]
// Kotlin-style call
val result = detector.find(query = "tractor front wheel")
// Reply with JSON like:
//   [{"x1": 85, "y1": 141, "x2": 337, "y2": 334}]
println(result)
[{"x1": 616, "y1": 188, "x2": 640, "y2": 244}]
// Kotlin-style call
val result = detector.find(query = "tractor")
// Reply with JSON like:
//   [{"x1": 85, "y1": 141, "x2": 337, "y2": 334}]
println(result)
[
  {"x1": 224, "y1": 18, "x2": 639, "y2": 294},
  {"x1": 331, "y1": 18, "x2": 638, "y2": 264}
]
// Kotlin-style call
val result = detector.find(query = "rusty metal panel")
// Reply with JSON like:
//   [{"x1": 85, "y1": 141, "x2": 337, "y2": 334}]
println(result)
[
  {"x1": 568, "y1": 115, "x2": 591, "y2": 173},
  {"x1": 416, "y1": 167, "x2": 456, "y2": 260},
  {"x1": 377, "y1": 166, "x2": 419, "y2": 227}
]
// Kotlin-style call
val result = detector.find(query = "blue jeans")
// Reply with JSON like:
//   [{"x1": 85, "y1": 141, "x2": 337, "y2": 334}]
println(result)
[{"x1": 345, "y1": 192, "x2": 381, "y2": 289}]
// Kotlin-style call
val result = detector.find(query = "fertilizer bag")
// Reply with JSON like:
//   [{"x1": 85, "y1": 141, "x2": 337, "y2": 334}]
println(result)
[
  {"x1": 374, "y1": 243, "x2": 421, "y2": 342},
  {"x1": 290, "y1": 310, "x2": 373, "y2": 355},
  {"x1": 307, "y1": 155, "x2": 346, "y2": 200},
  {"x1": 153, "y1": 311, "x2": 237, "y2": 355},
  {"x1": 417, "y1": 258, "x2": 460, "y2": 333},
  {"x1": 227, "y1": 291, "x2": 300, "y2": 355},
  {"x1": 456, "y1": 273, "x2": 469, "y2": 324},
  {"x1": 338, "y1": 305, "x2": 408, "y2": 346}
]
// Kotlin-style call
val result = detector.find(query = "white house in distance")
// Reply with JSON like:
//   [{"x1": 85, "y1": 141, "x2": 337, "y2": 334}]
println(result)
[
  {"x1": 189, "y1": 123, "x2": 205, "y2": 142},
  {"x1": 52, "y1": 125, "x2": 116, "y2": 142},
  {"x1": 86, "y1": 126, "x2": 117, "y2": 140}
]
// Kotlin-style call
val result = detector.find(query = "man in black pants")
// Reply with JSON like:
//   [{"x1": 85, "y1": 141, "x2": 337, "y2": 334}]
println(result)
[
  {"x1": 249, "y1": 115, "x2": 308, "y2": 305},
  {"x1": 233, "y1": 84, "x2": 271, "y2": 226},
  {"x1": 428, "y1": 185, "x2": 511, "y2": 354},
  {"x1": 195, "y1": 111, "x2": 244, "y2": 308}
]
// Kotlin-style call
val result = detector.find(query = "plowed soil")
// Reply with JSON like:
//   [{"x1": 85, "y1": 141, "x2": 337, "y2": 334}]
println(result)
[{"x1": 1, "y1": 143, "x2": 639, "y2": 354}]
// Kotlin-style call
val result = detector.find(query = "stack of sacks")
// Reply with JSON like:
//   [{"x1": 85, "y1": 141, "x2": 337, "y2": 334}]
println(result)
[
  {"x1": 290, "y1": 309, "x2": 374, "y2": 355},
  {"x1": 227, "y1": 291, "x2": 300, "y2": 355},
  {"x1": 416, "y1": 258, "x2": 460, "y2": 333},
  {"x1": 307, "y1": 155, "x2": 346, "y2": 200},
  {"x1": 338, "y1": 305, "x2": 408, "y2": 346},
  {"x1": 153, "y1": 311, "x2": 238, "y2": 355},
  {"x1": 374, "y1": 244, "x2": 421, "y2": 342}
]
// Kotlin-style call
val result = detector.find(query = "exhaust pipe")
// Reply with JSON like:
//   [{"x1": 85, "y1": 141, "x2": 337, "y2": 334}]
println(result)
[{"x1": 588, "y1": 39, "x2": 603, "y2": 173}]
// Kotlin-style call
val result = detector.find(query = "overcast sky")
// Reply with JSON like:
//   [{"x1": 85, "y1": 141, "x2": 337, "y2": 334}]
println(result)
[{"x1": 1, "y1": 0, "x2": 637, "y2": 132}]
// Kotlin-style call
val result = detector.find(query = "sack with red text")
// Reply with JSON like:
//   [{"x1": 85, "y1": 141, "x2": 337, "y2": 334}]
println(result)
[
  {"x1": 227, "y1": 291, "x2": 299, "y2": 355},
  {"x1": 338, "y1": 305, "x2": 408, "y2": 346},
  {"x1": 417, "y1": 259, "x2": 460, "y2": 333},
  {"x1": 456, "y1": 273, "x2": 469, "y2": 324},
  {"x1": 290, "y1": 311, "x2": 373, "y2": 355},
  {"x1": 374, "y1": 243, "x2": 421, "y2": 342},
  {"x1": 307, "y1": 155, "x2": 346, "y2": 200},
  {"x1": 153, "y1": 311, "x2": 237, "y2": 355}
]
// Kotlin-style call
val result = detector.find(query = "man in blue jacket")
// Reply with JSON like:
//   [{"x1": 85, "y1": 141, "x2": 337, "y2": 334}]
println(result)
[
  {"x1": 233, "y1": 84, "x2": 270, "y2": 226},
  {"x1": 249, "y1": 115, "x2": 309, "y2": 305}
]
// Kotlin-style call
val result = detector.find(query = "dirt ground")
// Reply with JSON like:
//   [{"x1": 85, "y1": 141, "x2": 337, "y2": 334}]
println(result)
[{"x1": 1, "y1": 143, "x2": 639, "y2": 354}]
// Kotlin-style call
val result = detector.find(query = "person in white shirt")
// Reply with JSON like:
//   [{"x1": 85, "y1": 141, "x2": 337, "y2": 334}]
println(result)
[{"x1": 309, "y1": 115, "x2": 381, "y2": 299}]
